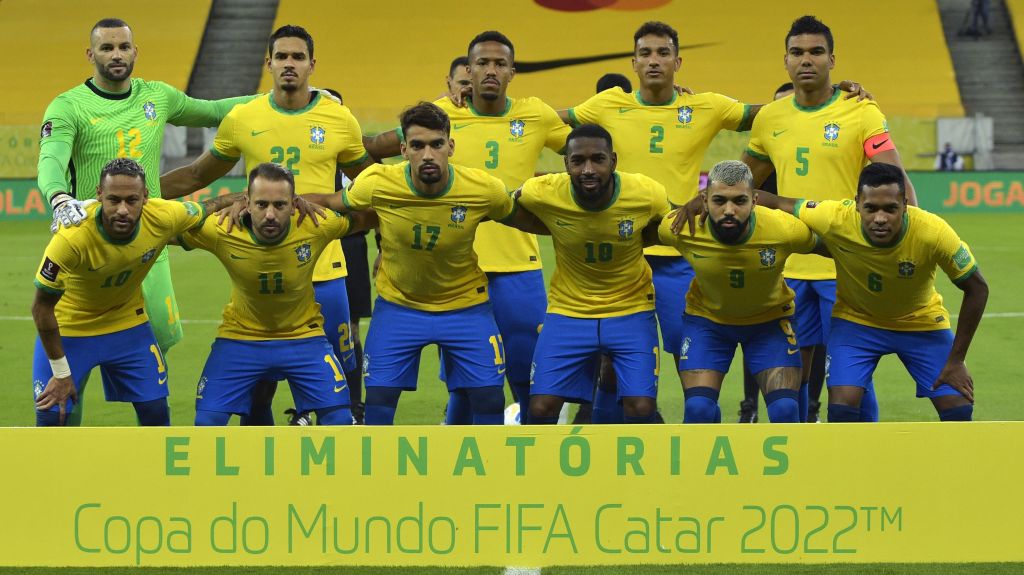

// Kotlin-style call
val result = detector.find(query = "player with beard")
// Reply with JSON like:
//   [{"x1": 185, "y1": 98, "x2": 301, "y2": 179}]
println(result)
[{"x1": 658, "y1": 161, "x2": 821, "y2": 423}]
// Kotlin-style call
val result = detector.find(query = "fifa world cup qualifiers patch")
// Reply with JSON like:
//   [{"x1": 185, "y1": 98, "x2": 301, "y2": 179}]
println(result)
[
  {"x1": 40, "y1": 257, "x2": 60, "y2": 282},
  {"x1": 40, "y1": 121, "x2": 53, "y2": 139},
  {"x1": 952, "y1": 245, "x2": 972, "y2": 270}
]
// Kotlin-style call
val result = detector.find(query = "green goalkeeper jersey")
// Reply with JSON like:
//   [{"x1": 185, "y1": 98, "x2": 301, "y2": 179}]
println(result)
[{"x1": 37, "y1": 78, "x2": 253, "y2": 201}]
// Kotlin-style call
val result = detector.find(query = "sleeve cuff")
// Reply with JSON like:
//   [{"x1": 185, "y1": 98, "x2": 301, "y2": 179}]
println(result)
[
  {"x1": 736, "y1": 104, "x2": 753, "y2": 132},
  {"x1": 339, "y1": 151, "x2": 370, "y2": 168},
  {"x1": 953, "y1": 265, "x2": 979, "y2": 285},
  {"x1": 33, "y1": 280, "x2": 63, "y2": 295},
  {"x1": 566, "y1": 108, "x2": 580, "y2": 128},
  {"x1": 793, "y1": 199, "x2": 806, "y2": 219},
  {"x1": 209, "y1": 147, "x2": 240, "y2": 162},
  {"x1": 745, "y1": 147, "x2": 770, "y2": 162}
]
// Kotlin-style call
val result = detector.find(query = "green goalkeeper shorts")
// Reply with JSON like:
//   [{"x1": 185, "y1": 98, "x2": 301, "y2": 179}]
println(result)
[{"x1": 141, "y1": 248, "x2": 183, "y2": 352}]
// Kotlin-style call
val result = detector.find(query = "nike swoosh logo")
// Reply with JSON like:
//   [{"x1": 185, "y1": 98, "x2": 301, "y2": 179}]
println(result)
[
  {"x1": 497, "y1": 368, "x2": 506, "y2": 375},
  {"x1": 158, "y1": 377, "x2": 167, "y2": 385},
  {"x1": 453, "y1": 124, "x2": 471, "y2": 131},
  {"x1": 787, "y1": 349, "x2": 799, "y2": 355},
  {"x1": 618, "y1": 108, "x2": 637, "y2": 114},
  {"x1": 251, "y1": 129, "x2": 271, "y2": 136},
  {"x1": 555, "y1": 220, "x2": 574, "y2": 228},
  {"x1": 334, "y1": 385, "x2": 347, "y2": 393},
  {"x1": 871, "y1": 139, "x2": 890, "y2": 150},
  {"x1": 229, "y1": 254, "x2": 248, "y2": 260},
  {"x1": 772, "y1": 130, "x2": 788, "y2": 137}
]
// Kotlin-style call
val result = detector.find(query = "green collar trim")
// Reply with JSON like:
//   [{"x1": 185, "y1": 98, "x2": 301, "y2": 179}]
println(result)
[
  {"x1": 861, "y1": 210, "x2": 910, "y2": 248},
  {"x1": 95, "y1": 208, "x2": 139, "y2": 245},
  {"x1": 269, "y1": 90, "x2": 320, "y2": 115},
  {"x1": 792, "y1": 86, "x2": 840, "y2": 112},
  {"x1": 405, "y1": 164, "x2": 455, "y2": 198},
  {"x1": 634, "y1": 89, "x2": 677, "y2": 107},
  {"x1": 467, "y1": 96, "x2": 512, "y2": 117},
  {"x1": 708, "y1": 210, "x2": 757, "y2": 245},
  {"x1": 571, "y1": 172, "x2": 621, "y2": 212}
]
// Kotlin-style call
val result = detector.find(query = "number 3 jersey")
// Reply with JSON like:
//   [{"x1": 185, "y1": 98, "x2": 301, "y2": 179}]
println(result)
[
  {"x1": 34, "y1": 199, "x2": 207, "y2": 336},
  {"x1": 211, "y1": 91, "x2": 369, "y2": 282},
  {"x1": 178, "y1": 211, "x2": 352, "y2": 340}
]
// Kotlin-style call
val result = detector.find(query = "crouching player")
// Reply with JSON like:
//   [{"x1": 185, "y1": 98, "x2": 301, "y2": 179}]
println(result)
[
  {"x1": 659, "y1": 160, "x2": 822, "y2": 423},
  {"x1": 177, "y1": 163, "x2": 376, "y2": 425}
]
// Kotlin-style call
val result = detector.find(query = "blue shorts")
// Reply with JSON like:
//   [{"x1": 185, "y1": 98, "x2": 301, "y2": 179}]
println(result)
[
  {"x1": 826, "y1": 318, "x2": 959, "y2": 399},
  {"x1": 314, "y1": 277, "x2": 356, "y2": 373},
  {"x1": 32, "y1": 322, "x2": 167, "y2": 414},
  {"x1": 196, "y1": 336, "x2": 350, "y2": 415},
  {"x1": 364, "y1": 298, "x2": 505, "y2": 391},
  {"x1": 531, "y1": 310, "x2": 660, "y2": 403},
  {"x1": 647, "y1": 255, "x2": 694, "y2": 354},
  {"x1": 678, "y1": 313, "x2": 802, "y2": 374},
  {"x1": 786, "y1": 279, "x2": 836, "y2": 348}
]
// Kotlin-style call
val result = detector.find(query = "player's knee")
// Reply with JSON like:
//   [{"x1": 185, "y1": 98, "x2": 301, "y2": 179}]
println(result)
[
  {"x1": 683, "y1": 387, "x2": 720, "y2": 424},
  {"x1": 938, "y1": 404, "x2": 973, "y2": 422},
  {"x1": 529, "y1": 394, "x2": 562, "y2": 419},
  {"x1": 195, "y1": 409, "x2": 232, "y2": 426},
  {"x1": 465, "y1": 386, "x2": 505, "y2": 415},
  {"x1": 622, "y1": 396, "x2": 655, "y2": 418},
  {"x1": 827, "y1": 385, "x2": 864, "y2": 407},
  {"x1": 315, "y1": 406, "x2": 353, "y2": 425},
  {"x1": 764, "y1": 389, "x2": 800, "y2": 423},
  {"x1": 826, "y1": 404, "x2": 861, "y2": 423},
  {"x1": 133, "y1": 398, "x2": 170, "y2": 426}
]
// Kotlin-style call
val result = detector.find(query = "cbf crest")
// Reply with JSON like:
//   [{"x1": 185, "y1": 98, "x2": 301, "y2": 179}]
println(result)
[
  {"x1": 143, "y1": 101, "x2": 157, "y2": 121},
  {"x1": 898, "y1": 259, "x2": 916, "y2": 278},
  {"x1": 824, "y1": 122, "x2": 841, "y2": 142},
  {"x1": 509, "y1": 119, "x2": 526, "y2": 138},
  {"x1": 310, "y1": 125, "x2": 326, "y2": 144},
  {"x1": 451, "y1": 205, "x2": 467, "y2": 224},
  {"x1": 295, "y1": 243, "x2": 312, "y2": 263},
  {"x1": 618, "y1": 219, "x2": 634, "y2": 239},
  {"x1": 141, "y1": 248, "x2": 157, "y2": 264},
  {"x1": 677, "y1": 106, "x2": 693, "y2": 124},
  {"x1": 759, "y1": 247, "x2": 776, "y2": 267}
]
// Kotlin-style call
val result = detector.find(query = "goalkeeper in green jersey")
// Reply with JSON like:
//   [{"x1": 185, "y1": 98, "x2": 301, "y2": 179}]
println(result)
[{"x1": 36, "y1": 18, "x2": 253, "y2": 424}]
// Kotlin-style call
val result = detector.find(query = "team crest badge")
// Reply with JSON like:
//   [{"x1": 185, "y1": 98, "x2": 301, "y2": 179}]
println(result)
[
  {"x1": 33, "y1": 380, "x2": 44, "y2": 398},
  {"x1": 618, "y1": 219, "x2": 634, "y2": 239},
  {"x1": 824, "y1": 355, "x2": 831, "y2": 383},
  {"x1": 529, "y1": 361, "x2": 536, "y2": 384},
  {"x1": 677, "y1": 106, "x2": 693, "y2": 124},
  {"x1": 310, "y1": 125, "x2": 326, "y2": 144},
  {"x1": 196, "y1": 376, "x2": 207, "y2": 397},
  {"x1": 295, "y1": 243, "x2": 312, "y2": 263},
  {"x1": 141, "y1": 249, "x2": 157, "y2": 264},
  {"x1": 510, "y1": 119, "x2": 525, "y2": 138},
  {"x1": 898, "y1": 260, "x2": 916, "y2": 278},
  {"x1": 759, "y1": 247, "x2": 777, "y2": 267},
  {"x1": 143, "y1": 101, "x2": 157, "y2": 120},
  {"x1": 824, "y1": 122, "x2": 840, "y2": 142},
  {"x1": 362, "y1": 353, "x2": 371, "y2": 378},
  {"x1": 680, "y1": 337, "x2": 691, "y2": 357},
  {"x1": 451, "y1": 205, "x2": 467, "y2": 224}
]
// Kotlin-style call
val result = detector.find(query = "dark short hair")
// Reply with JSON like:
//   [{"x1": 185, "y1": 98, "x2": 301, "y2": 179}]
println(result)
[
  {"x1": 323, "y1": 88, "x2": 343, "y2": 104},
  {"x1": 566, "y1": 123, "x2": 613, "y2": 153},
  {"x1": 468, "y1": 31, "x2": 514, "y2": 61},
  {"x1": 400, "y1": 102, "x2": 450, "y2": 138},
  {"x1": 774, "y1": 82, "x2": 794, "y2": 96},
  {"x1": 786, "y1": 15, "x2": 833, "y2": 54},
  {"x1": 248, "y1": 162, "x2": 296, "y2": 195},
  {"x1": 449, "y1": 56, "x2": 469, "y2": 78},
  {"x1": 91, "y1": 18, "x2": 130, "y2": 41},
  {"x1": 100, "y1": 158, "x2": 146, "y2": 188},
  {"x1": 857, "y1": 163, "x2": 905, "y2": 198},
  {"x1": 634, "y1": 21, "x2": 679, "y2": 54},
  {"x1": 596, "y1": 73, "x2": 632, "y2": 94},
  {"x1": 268, "y1": 25, "x2": 314, "y2": 59}
]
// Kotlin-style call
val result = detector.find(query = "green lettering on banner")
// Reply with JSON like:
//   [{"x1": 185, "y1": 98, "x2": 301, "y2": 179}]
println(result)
[
  {"x1": 762, "y1": 436, "x2": 789, "y2": 475},
  {"x1": 505, "y1": 436, "x2": 535, "y2": 476},
  {"x1": 398, "y1": 436, "x2": 428, "y2": 476},
  {"x1": 705, "y1": 436, "x2": 738, "y2": 475},
  {"x1": 165, "y1": 437, "x2": 190, "y2": 476},
  {"x1": 215, "y1": 437, "x2": 238, "y2": 476},
  {"x1": 301, "y1": 436, "x2": 335, "y2": 476},
  {"x1": 453, "y1": 437, "x2": 485, "y2": 476},
  {"x1": 616, "y1": 437, "x2": 645, "y2": 476}
]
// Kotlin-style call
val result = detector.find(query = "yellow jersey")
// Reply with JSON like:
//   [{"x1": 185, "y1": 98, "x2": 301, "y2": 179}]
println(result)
[
  {"x1": 178, "y1": 210, "x2": 353, "y2": 340},
  {"x1": 747, "y1": 91, "x2": 889, "y2": 280},
  {"x1": 517, "y1": 172, "x2": 670, "y2": 318},
  {"x1": 342, "y1": 163, "x2": 514, "y2": 312},
  {"x1": 210, "y1": 92, "x2": 369, "y2": 282},
  {"x1": 658, "y1": 206, "x2": 818, "y2": 325},
  {"x1": 34, "y1": 199, "x2": 207, "y2": 336},
  {"x1": 425, "y1": 96, "x2": 569, "y2": 273},
  {"x1": 795, "y1": 200, "x2": 978, "y2": 331},
  {"x1": 569, "y1": 88, "x2": 750, "y2": 256}
]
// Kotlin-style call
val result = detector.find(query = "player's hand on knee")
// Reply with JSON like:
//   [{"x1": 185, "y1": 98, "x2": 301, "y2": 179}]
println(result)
[
  {"x1": 35, "y1": 375, "x2": 77, "y2": 422},
  {"x1": 838, "y1": 80, "x2": 873, "y2": 101},
  {"x1": 216, "y1": 195, "x2": 248, "y2": 233},
  {"x1": 669, "y1": 195, "x2": 706, "y2": 236},
  {"x1": 294, "y1": 195, "x2": 324, "y2": 227},
  {"x1": 934, "y1": 360, "x2": 974, "y2": 403},
  {"x1": 50, "y1": 194, "x2": 96, "y2": 233},
  {"x1": 673, "y1": 84, "x2": 695, "y2": 96}
]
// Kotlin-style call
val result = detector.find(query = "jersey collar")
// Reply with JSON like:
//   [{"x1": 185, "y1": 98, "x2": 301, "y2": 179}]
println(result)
[
  {"x1": 95, "y1": 208, "x2": 140, "y2": 245},
  {"x1": 860, "y1": 210, "x2": 910, "y2": 248},
  {"x1": 708, "y1": 210, "x2": 757, "y2": 245},
  {"x1": 268, "y1": 90, "x2": 320, "y2": 115},
  {"x1": 405, "y1": 163, "x2": 455, "y2": 198},
  {"x1": 634, "y1": 89, "x2": 677, "y2": 107},
  {"x1": 85, "y1": 78, "x2": 132, "y2": 100},
  {"x1": 792, "y1": 86, "x2": 841, "y2": 112},
  {"x1": 467, "y1": 96, "x2": 512, "y2": 117},
  {"x1": 570, "y1": 172, "x2": 621, "y2": 212}
]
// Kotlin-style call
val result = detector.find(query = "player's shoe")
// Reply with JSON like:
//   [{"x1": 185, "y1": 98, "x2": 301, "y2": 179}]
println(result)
[
  {"x1": 284, "y1": 408, "x2": 312, "y2": 426},
  {"x1": 738, "y1": 399, "x2": 759, "y2": 423}
]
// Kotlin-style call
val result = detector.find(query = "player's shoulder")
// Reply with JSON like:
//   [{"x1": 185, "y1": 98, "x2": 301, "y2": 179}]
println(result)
[
  {"x1": 584, "y1": 88, "x2": 632, "y2": 108},
  {"x1": 618, "y1": 170, "x2": 663, "y2": 193},
  {"x1": 510, "y1": 95, "x2": 556, "y2": 115},
  {"x1": 227, "y1": 92, "x2": 270, "y2": 116},
  {"x1": 455, "y1": 164, "x2": 505, "y2": 188},
  {"x1": 907, "y1": 206, "x2": 954, "y2": 237},
  {"x1": 685, "y1": 91, "x2": 740, "y2": 108},
  {"x1": 758, "y1": 96, "x2": 793, "y2": 118},
  {"x1": 53, "y1": 205, "x2": 103, "y2": 245},
  {"x1": 754, "y1": 204, "x2": 802, "y2": 229},
  {"x1": 524, "y1": 172, "x2": 567, "y2": 192}
]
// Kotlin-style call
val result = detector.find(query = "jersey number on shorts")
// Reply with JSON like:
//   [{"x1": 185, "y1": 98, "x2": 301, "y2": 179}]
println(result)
[
  {"x1": 411, "y1": 224, "x2": 441, "y2": 250},
  {"x1": 270, "y1": 146, "x2": 301, "y2": 175},
  {"x1": 324, "y1": 354, "x2": 344, "y2": 382},
  {"x1": 258, "y1": 272, "x2": 284, "y2": 294},
  {"x1": 584, "y1": 241, "x2": 613, "y2": 263},
  {"x1": 778, "y1": 319, "x2": 797, "y2": 346},
  {"x1": 488, "y1": 335, "x2": 506, "y2": 366}
]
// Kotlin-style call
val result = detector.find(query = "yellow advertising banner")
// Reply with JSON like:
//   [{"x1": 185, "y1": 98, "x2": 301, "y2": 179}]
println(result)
[{"x1": 0, "y1": 423, "x2": 1020, "y2": 567}]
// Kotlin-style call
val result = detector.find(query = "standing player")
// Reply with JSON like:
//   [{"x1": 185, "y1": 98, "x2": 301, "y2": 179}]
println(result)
[
  {"x1": 364, "y1": 32, "x2": 570, "y2": 424},
  {"x1": 38, "y1": 18, "x2": 252, "y2": 423},
  {"x1": 741, "y1": 16, "x2": 916, "y2": 422},
  {"x1": 32, "y1": 159, "x2": 231, "y2": 426},
  {"x1": 177, "y1": 164, "x2": 377, "y2": 426},
  {"x1": 313, "y1": 102, "x2": 546, "y2": 425},
  {"x1": 660, "y1": 161, "x2": 820, "y2": 423},
  {"x1": 759, "y1": 163, "x2": 987, "y2": 422},
  {"x1": 161, "y1": 25, "x2": 375, "y2": 425},
  {"x1": 519, "y1": 124, "x2": 668, "y2": 424},
  {"x1": 445, "y1": 56, "x2": 472, "y2": 100}
]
